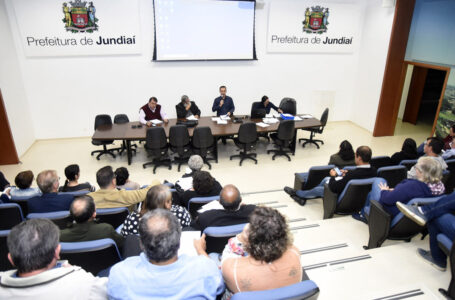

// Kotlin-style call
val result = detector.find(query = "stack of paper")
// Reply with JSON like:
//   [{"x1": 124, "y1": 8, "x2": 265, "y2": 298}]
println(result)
[
  {"x1": 220, "y1": 115, "x2": 231, "y2": 120},
  {"x1": 178, "y1": 231, "x2": 201, "y2": 257},
  {"x1": 212, "y1": 117, "x2": 220, "y2": 121},
  {"x1": 151, "y1": 119, "x2": 163, "y2": 125},
  {"x1": 256, "y1": 122, "x2": 270, "y2": 128},
  {"x1": 217, "y1": 119, "x2": 228, "y2": 125},
  {"x1": 301, "y1": 114, "x2": 313, "y2": 119},
  {"x1": 186, "y1": 115, "x2": 198, "y2": 121},
  {"x1": 263, "y1": 118, "x2": 279, "y2": 124},
  {"x1": 293, "y1": 116, "x2": 303, "y2": 121}
]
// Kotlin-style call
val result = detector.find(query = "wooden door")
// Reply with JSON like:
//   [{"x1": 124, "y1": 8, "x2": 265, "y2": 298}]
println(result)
[
  {"x1": 402, "y1": 66, "x2": 428, "y2": 124},
  {"x1": 0, "y1": 89, "x2": 19, "y2": 165}
]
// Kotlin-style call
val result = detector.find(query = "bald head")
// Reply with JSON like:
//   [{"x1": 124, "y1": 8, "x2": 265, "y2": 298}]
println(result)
[
  {"x1": 220, "y1": 184, "x2": 242, "y2": 211},
  {"x1": 70, "y1": 195, "x2": 96, "y2": 223}
]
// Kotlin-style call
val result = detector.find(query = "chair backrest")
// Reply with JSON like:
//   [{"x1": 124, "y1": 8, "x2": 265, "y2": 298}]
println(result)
[
  {"x1": 370, "y1": 156, "x2": 391, "y2": 169},
  {"x1": 145, "y1": 127, "x2": 168, "y2": 150},
  {"x1": 377, "y1": 165, "x2": 407, "y2": 188},
  {"x1": 390, "y1": 196, "x2": 443, "y2": 229},
  {"x1": 336, "y1": 178, "x2": 376, "y2": 214},
  {"x1": 230, "y1": 280, "x2": 320, "y2": 300},
  {"x1": 446, "y1": 159, "x2": 455, "y2": 170},
  {"x1": 399, "y1": 159, "x2": 417, "y2": 171},
  {"x1": 204, "y1": 223, "x2": 247, "y2": 253},
  {"x1": 192, "y1": 126, "x2": 215, "y2": 149},
  {"x1": 279, "y1": 98, "x2": 297, "y2": 115},
  {"x1": 60, "y1": 238, "x2": 122, "y2": 275},
  {"x1": 0, "y1": 203, "x2": 24, "y2": 230},
  {"x1": 58, "y1": 190, "x2": 90, "y2": 197},
  {"x1": 319, "y1": 108, "x2": 329, "y2": 127},
  {"x1": 251, "y1": 102, "x2": 266, "y2": 118},
  {"x1": 188, "y1": 196, "x2": 220, "y2": 219},
  {"x1": 9, "y1": 198, "x2": 29, "y2": 216},
  {"x1": 113, "y1": 114, "x2": 129, "y2": 124},
  {"x1": 94, "y1": 114, "x2": 112, "y2": 130},
  {"x1": 277, "y1": 120, "x2": 295, "y2": 142},
  {"x1": 303, "y1": 165, "x2": 335, "y2": 190},
  {"x1": 238, "y1": 122, "x2": 258, "y2": 145},
  {"x1": 96, "y1": 207, "x2": 129, "y2": 229},
  {"x1": 27, "y1": 211, "x2": 72, "y2": 230},
  {"x1": 0, "y1": 230, "x2": 13, "y2": 271},
  {"x1": 169, "y1": 125, "x2": 191, "y2": 148}
]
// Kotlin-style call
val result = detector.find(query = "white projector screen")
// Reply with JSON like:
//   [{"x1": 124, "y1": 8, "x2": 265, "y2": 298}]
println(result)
[{"x1": 153, "y1": 0, "x2": 256, "y2": 61}]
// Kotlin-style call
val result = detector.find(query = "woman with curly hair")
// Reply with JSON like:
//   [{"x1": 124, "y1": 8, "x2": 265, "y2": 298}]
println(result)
[{"x1": 219, "y1": 206, "x2": 302, "y2": 298}]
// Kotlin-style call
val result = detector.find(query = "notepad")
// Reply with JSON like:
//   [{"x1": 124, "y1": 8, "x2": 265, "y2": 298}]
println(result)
[
  {"x1": 186, "y1": 115, "x2": 198, "y2": 121},
  {"x1": 178, "y1": 231, "x2": 201, "y2": 257},
  {"x1": 217, "y1": 120, "x2": 228, "y2": 125},
  {"x1": 151, "y1": 119, "x2": 163, "y2": 125},
  {"x1": 256, "y1": 122, "x2": 270, "y2": 128},
  {"x1": 220, "y1": 115, "x2": 231, "y2": 120}
]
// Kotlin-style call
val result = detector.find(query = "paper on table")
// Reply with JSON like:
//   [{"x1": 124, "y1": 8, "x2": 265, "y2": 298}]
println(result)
[
  {"x1": 212, "y1": 117, "x2": 220, "y2": 121},
  {"x1": 217, "y1": 120, "x2": 228, "y2": 125},
  {"x1": 263, "y1": 118, "x2": 279, "y2": 124},
  {"x1": 281, "y1": 113, "x2": 293, "y2": 118},
  {"x1": 186, "y1": 115, "x2": 198, "y2": 121},
  {"x1": 178, "y1": 231, "x2": 201, "y2": 257},
  {"x1": 293, "y1": 116, "x2": 303, "y2": 121},
  {"x1": 198, "y1": 200, "x2": 223, "y2": 213},
  {"x1": 220, "y1": 115, "x2": 231, "y2": 120},
  {"x1": 256, "y1": 122, "x2": 270, "y2": 128},
  {"x1": 265, "y1": 113, "x2": 274, "y2": 118},
  {"x1": 301, "y1": 114, "x2": 313, "y2": 119},
  {"x1": 151, "y1": 119, "x2": 163, "y2": 124}
]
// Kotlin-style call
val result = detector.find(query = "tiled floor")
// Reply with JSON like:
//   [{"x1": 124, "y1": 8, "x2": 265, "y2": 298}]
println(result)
[{"x1": 1, "y1": 120, "x2": 448, "y2": 299}]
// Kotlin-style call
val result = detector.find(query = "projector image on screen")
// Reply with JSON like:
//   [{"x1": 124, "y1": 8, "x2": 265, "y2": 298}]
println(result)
[{"x1": 153, "y1": 0, "x2": 256, "y2": 61}]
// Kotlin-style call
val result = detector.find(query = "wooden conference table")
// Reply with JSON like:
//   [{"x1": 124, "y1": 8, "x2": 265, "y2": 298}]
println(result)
[{"x1": 92, "y1": 116, "x2": 321, "y2": 165}]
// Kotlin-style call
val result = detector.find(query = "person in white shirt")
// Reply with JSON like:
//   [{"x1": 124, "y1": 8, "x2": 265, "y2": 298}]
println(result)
[{"x1": 139, "y1": 96, "x2": 169, "y2": 126}]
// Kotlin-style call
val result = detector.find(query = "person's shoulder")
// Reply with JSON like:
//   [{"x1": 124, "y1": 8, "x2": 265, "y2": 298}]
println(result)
[
  {"x1": 185, "y1": 254, "x2": 219, "y2": 272},
  {"x1": 242, "y1": 204, "x2": 256, "y2": 211}
]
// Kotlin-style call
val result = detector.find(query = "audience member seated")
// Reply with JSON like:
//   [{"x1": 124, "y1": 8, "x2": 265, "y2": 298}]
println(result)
[
  {"x1": 284, "y1": 146, "x2": 376, "y2": 204},
  {"x1": 328, "y1": 140, "x2": 355, "y2": 168},
  {"x1": 397, "y1": 192, "x2": 455, "y2": 271},
  {"x1": 191, "y1": 184, "x2": 255, "y2": 232},
  {"x1": 252, "y1": 95, "x2": 283, "y2": 114},
  {"x1": 443, "y1": 124, "x2": 455, "y2": 150},
  {"x1": 88, "y1": 166, "x2": 160, "y2": 209},
  {"x1": 0, "y1": 171, "x2": 9, "y2": 191},
  {"x1": 174, "y1": 155, "x2": 204, "y2": 192},
  {"x1": 216, "y1": 206, "x2": 301, "y2": 299},
  {"x1": 9, "y1": 170, "x2": 41, "y2": 198},
  {"x1": 180, "y1": 170, "x2": 222, "y2": 208},
  {"x1": 442, "y1": 140, "x2": 455, "y2": 159},
  {"x1": 354, "y1": 157, "x2": 445, "y2": 222},
  {"x1": 28, "y1": 170, "x2": 74, "y2": 213},
  {"x1": 121, "y1": 184, "x2": 191, "y2": 236},
  {"x1": 390, "y1": 138, "x2": 418, "y2": 166},
  {"x1": 108, "y1": 209, "x2": 224, "y2": 299},
  {"x1": 58, "y1": 164, "x2": 95, "y2": 193},
  {"x1": 115, "y1": 167, "x2": 140, "y2": 190},
  {"x1": 60, "y1": 195, "x2": 124, "y2": 249},
  {"x1": 0, "y1": 219, "x2": 107, "y2": 298},
  {"x1": 409, "y1": 137, "x2": 447, "y2": 179}
]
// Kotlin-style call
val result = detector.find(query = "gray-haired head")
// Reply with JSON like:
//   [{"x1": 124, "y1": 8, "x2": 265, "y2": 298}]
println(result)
[
  {"x1": 181, "y1": 95, "x2": 189, "y2": 103},
  {"x1": 415, "y1": 156, "x2": 443, "y2": 183},
  {"x1": 139, "y1": 209, "x2": 181, "y2": 263},
  {"x1": 7, "y1": 219, "x2": 60, "y2": 274},
  {"x1": 188, "y1": 155, "x2": 203, "y2": 171}
]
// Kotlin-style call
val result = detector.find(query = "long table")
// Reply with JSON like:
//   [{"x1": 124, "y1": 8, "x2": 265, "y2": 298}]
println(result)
[{"x1": 92, "y1": 116, "x2": 321, "y2": 165}]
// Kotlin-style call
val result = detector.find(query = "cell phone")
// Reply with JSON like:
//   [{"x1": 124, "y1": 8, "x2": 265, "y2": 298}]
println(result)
[{"x1": 334, "y1": 167, "x2": 342, "y2": 176}]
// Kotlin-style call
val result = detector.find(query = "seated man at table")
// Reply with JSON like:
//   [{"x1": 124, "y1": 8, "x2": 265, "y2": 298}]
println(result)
[
  {"x1": 212, "y1": 85, "x2": 235, "y2": 117},
  {"x1": 89, "y1": 166, "x2": 160, "y2": 210},
  {"x1": 139, "y1": 96, "x2": 169, "y2": 126},
  {"x1": 253, "y1": 95, "x2": 283, "y2": 114},
  {"x1": 176, "y1": 95, "x2": 201, "y2": 119},
  {"x1": 60, "y1": 195, "x2": 125, "y2": 249},
  {"x1": 28, "y1": 170, "x2": 74, "y2": 213},
  {"x1": 284, "y1": 146, "x2": 376, "y2": 205}
]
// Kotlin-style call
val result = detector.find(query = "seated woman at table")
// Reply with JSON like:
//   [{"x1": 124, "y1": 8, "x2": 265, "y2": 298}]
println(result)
[
  {"x1": 59, "y1": 164, "x2": 95, "y2": 193},
  {"x1": 180, "y1": 170, "x2": 222, "y2": 209},
  {"x1": 253, "y1": 95, "x2": 283, "y2": 114},
  {"x1": 389, "y1": 138, "x2": 418, "y2": 165},
  {"x1": 328, "y1": 140, "x2": 355, "y2": 168}
]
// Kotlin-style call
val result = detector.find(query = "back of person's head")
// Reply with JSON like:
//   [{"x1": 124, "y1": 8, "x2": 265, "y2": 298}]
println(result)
[
  {"x1": 139, "y1": 209, "x2": 181, "y2": 263},
  {"x1": 355, "y1": 146, "x2": 372, "y2": 163},
  {"x1": 64, "y1": 164, "x2": 80, "y2": 182},
  {"x1": 36, "y1": 170, "x2": 58, "y2": 194},
  {"x1": 7, "y1": 219, "x2": 59, "y2": 274},
  {"x1": 142, "y1": 184, "x2": 171, "y2": 215},
  {"x1": 402, "y1": 138, "x2": 417, "y2": 156},
  {"x1": 96, "y1": 166, "x2": 114, "y2": 189},
  {"x1": 219, "y1": 184, "x2": 241, "y2": 211},
  {"x1": 427, "y1": 137, "x2": 444, "y2": 155},
  {"x1": 261, "y1": 95, "x2": 268, "y2": 103},
  {"x1": 193, "y1": 171, "x2": 215, "y2": 195},
  {"x1": 416, "y1": 156, "x2": 443, "y2": 184},
  {"x1": 70, "y1": 195, "x2": 96, "y2": 223},
  {"x1": 338, "y1": 140, "x2": 355, "y2": 161},
  {"x1": 188, "y1": 155, "x2": 203, "y2": 172},
  {"x1": 245, "y1": 206, "x2": 291, "y2": 263},
  {"x1": 14, "y1": 170, "x2": 34, "y2": 190},
  {"x1": 114, "y1": 167, "x2": 129, "y2": 186}
]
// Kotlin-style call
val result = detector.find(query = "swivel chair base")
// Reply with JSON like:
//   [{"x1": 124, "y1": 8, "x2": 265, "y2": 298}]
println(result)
[
  {"x1": 143, "y1": 159, "x2": 172, "y2": 174},
  {"x1": 91, "y1": 145, "x2": 120, "y2": 160},
  {"x1": 267, "y1": 149, "x2": 292, "y2": 161},
  {"x1": 299, "y1": 131, "x2": 324, "y2": 149},
  {"x1": 230, "y1": 152, "x2": 257, "y2": 166}
]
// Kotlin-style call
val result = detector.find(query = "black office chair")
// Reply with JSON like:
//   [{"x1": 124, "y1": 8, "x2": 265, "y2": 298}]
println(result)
[
  {"x1": 438, "y1": 233, "x2": 455, "y2": 298},
  {"x1": 91, "y1": 114, "x2": 120, "y2": 160},
  {"x1": 169, "y1": 125, "x2": 192, "y2": 172},
  {"x1": 268, "y1": 120, "x2": 295, "y2": 161},
  {"x1": 114, "y1": 114, "x2": 137, "y2": 155},
  {"x1": 0, "y1": 203, "x2": 24, "y2": 230},
  {"x1": 279, "y1": 98, "x2": 297, "y2": 115},
  {"x1": 299, "y1": 108, "x2": 329, "y2": 149},
  {"x1": 143, "y1": 127, "x2": 172, "y2": 174},
  {"x1": 0, "y1": 230, "x2": 12, "y2": 271},
  {"x1": 96, "y1": 207, "x2": 129, "y2": 229},
  {"x1": 294, "y1": 165, "x2": 335, "y2": 191},
  {"x1": 370, "y1": 155, "x2": 392, "y2": 169},
  {"x1": 191, "y1": 126, "x2": 217, "y2": 170},
  {"x1": 377, "y1": 165, "x2": 407, "y2": 188},
  {"x1": 204, "y1": 223, "x2": 247, "y2": 254},
  {"x1": 230, "y1": 122, "x2": 258, "y2": 166},
  {"x1": 250, "y1": 102, "x2": 269, "y2": 141}
]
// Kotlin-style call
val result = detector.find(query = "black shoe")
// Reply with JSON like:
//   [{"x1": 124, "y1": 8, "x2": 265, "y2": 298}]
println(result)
[
  {"x1": 352, "y1": 212, "x2": 368, "y2": 224},
  {"x1": 291, "y1": 195, "x2": 307, "y2": 206},
  {"x1": 284, "y1": 186, "x2": 297, "y2": 196}
]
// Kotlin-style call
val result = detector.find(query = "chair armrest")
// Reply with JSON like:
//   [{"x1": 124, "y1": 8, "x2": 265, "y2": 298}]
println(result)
[
  {"x1": 322, "y1": 184, "x2": 337, "y2": 219},
  {"x1": 408, "y1": 196, "x2": 443, "y2": 206},
  {"x1": 366, "y1": 200, "x2": 391, "y2": 249}
]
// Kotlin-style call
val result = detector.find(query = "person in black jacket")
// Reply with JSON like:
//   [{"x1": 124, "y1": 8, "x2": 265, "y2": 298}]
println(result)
[
  {"x1": 284, "y1": 146, "x2": 376, "y2": 204},
  {"x1": 389, "y1": 138, "x2": 418, "y2": 165},
  {"x1": 180, "y1": 170, "x2": 222, "y2": 208},
  {"x1": 176, "y1": 95, "x2": 201, "y2": 119}
]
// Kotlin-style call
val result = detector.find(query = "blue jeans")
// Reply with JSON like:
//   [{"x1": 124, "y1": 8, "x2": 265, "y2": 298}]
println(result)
[
  {"x1": 427, "y1": 213, "x2": 455, "y2": 268},
  {"x1": 296, "y1": 176, "x2": 329, "y2": 199},
  {"x1": 362, "y1": 178, "x2": 387, "y2": 216},
  {"x1": 421, "y1": 193, "x2": 455, "y2": 222}
]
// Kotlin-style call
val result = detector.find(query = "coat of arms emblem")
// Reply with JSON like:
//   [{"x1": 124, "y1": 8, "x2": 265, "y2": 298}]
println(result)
[
  {"x1": 302, "y1": 6, "x2": 329, "y2": 34},
  {"x1": 62, "y1": 0, "x2": 98, "y2": 33}
]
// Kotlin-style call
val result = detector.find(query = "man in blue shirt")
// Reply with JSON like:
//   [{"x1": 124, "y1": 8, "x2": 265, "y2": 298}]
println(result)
[
  {"x1": 108, "y1": 209, "x2": 224, "y2": 300},
  {"x1": 212, "y1": 85, "x2": 235, "y2": 116},
  {"x1": 253, "y1": 95, "x2": 283, "y2": 114}
]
